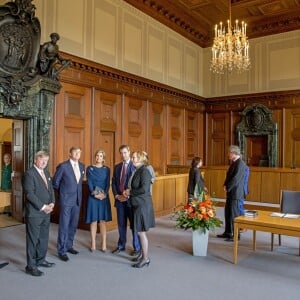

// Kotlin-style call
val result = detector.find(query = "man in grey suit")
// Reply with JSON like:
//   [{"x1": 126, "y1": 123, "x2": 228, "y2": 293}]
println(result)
[
  {"x1": 217, "y1": 145, "x2": 246, "y2": 241},
  {"x1": 23, "y1": 151, "x2": 55, "y2": 276}
]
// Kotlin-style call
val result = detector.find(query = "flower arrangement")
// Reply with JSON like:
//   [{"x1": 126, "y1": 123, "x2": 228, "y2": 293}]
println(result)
[{"x1": 173, "y1": 192, "x2": 222, "y2": 233}]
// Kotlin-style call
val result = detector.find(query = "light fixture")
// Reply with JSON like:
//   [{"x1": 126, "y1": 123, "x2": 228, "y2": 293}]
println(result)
[{"x1": 210, "y1": 0, "x2": 250, "y2": 74}]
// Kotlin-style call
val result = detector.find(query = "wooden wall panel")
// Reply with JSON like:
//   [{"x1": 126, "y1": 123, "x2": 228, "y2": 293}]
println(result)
[
  {"x1": 93, "y1": 90, "x2": 121, "y2": 169},
  {"x1": 247, "y1": 171, "x2": 261, "y2": 202},
  {"x1": 285, "y1": 108, "x2": 300, "y2": 168},
  {"x1": 205, "y1": 169, "x2": 227, "y2": 199},
  {"x1": 168, "y1": 106, "x2": 184, "y2": 165},
  {"x1": 52, "y1": 82, "x2": 91, "y2": 171},
  {"x1": 280, "y1": 172, "x2": 300, "y2": 191},
  {"x1": 126, "y1": 97, "x2": 147, "y2": 152},
  {"x1": 148, "y1": 102, "x2": 165, "y2": 174},
  {"x1": 175, "y1": 176, "x2": 188, "y2": 206},
  {"x1": 186, "y1": 110, "x2": 198, "y2": 165},
  {"x1": 164, "y1": 178, "x2": 176, "y2": 210},
  {"x1": 260, "y1": 172, "x2": 281, "y2": 204},
  {"x1": 152, "y1": 179, "x2": 164, "y2": 212},
  {"x1": 206, "y1": 113, "x2": 230, "y2": 165}
]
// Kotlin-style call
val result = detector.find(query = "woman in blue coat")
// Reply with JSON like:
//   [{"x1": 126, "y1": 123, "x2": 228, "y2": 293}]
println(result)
[{"x1": 86, "y1": 150, "x2": 112, "y2": 252}]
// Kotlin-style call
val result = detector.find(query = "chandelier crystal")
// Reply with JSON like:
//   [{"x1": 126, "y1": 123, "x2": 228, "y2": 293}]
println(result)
[{"x1": 210, "y1": 1, "x2": 250, "y2": 74}]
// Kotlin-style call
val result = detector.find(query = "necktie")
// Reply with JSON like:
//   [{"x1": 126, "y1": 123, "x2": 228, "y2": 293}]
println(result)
[
  {"x1": 74, "y1": 163, "x2": 81, "y2": 183},
  {"x1": 119, "y1": 163, "x2": 127, "y2": 193},
  {"x1": 41, "y1": 170, "x2": 48, "y2": 188}
]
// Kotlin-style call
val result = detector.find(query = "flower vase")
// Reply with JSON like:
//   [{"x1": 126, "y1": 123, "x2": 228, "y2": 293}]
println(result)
[{"x1": 192, "y1": 229, "x2": 209, "y2": 256}]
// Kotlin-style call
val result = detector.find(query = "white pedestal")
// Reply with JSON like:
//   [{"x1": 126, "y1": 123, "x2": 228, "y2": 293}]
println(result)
[{"x1": 192, "y1": 229, "x2": 209, "y2": 256}]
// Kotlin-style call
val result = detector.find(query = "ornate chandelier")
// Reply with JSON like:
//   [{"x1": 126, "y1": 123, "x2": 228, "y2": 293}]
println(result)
[{"x1": 210, "y1": 0, "x2": 250, "y2": 74}]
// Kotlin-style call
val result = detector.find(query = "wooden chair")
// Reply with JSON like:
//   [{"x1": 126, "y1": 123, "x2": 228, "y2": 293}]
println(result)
[{"x1": 271, "y1": 190, "x2": 300, "y2": 255}]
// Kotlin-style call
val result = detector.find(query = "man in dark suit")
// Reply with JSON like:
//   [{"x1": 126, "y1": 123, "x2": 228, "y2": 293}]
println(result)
[
  {"x1": 217, "y1": 145, "x2": 246, "y2": 241},
  {"x1": 111, "y1": 145, "x2": 140, "y2": 255},
  {"x1": 52, "y1": 146, "x2": 85, "y2": 262},
  {"x1": 23, "y1": 151, "x2": 55, "y2": 276}
]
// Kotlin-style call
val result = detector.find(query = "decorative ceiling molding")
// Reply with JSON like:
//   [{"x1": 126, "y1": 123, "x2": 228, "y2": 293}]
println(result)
[{"x1": 123, "y1": 0, "x2": 300, "y2": 48}]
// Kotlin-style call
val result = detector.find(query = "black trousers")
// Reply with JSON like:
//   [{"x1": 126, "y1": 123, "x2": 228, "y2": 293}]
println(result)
[
  {"x1": 224, "y1": 198, "x2": 240, "y2": 237},
  {"x1": 26, "y1": 215, "x2": 50, "y2": 268}
]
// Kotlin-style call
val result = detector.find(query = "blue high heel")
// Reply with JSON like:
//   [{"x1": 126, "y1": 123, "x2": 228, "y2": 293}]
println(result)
[{"x1": 132, "y1": 258, "x2": 150, "y2": 268}]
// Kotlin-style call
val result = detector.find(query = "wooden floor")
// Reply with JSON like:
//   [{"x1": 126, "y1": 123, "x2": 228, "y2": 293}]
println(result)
[{"x1": 0, "y1": 213, "x2": 21, "y2": 228}]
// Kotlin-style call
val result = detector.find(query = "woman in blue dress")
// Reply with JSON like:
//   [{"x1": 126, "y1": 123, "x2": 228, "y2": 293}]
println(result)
[{"x1": 86, "y1": 150, "x2": 112, "y2": 252}]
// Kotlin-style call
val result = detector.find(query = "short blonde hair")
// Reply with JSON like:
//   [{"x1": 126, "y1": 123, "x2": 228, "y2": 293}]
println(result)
[{"x1": 133, "y1": 151, "x2": 147, "y2": 164}]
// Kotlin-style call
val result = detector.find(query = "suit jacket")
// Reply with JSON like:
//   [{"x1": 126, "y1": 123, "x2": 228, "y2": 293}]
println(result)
[
  {"x1": 52, "y1": 160, "x2": 85, "y2": 206},
  {"x1": 111, "y1": 160, "x2": 135, "y2": 199},
  {"x1": 22, "y1": 167, "x2": 55, "y2": 218},
  {"x1": 224, "y1": 158, "x2": 246, "y2": 200},
  {"x1": 129, "y1": 165, "x2": 152, "y2": 208},
  {"x1": 187, "y1": 167, "x2": 205, "y2": 195}
]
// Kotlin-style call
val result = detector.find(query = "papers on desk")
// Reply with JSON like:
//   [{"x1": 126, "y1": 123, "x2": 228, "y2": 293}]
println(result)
[{"x1": 270, "y1": 212, "x2": 300, "y2": 219}]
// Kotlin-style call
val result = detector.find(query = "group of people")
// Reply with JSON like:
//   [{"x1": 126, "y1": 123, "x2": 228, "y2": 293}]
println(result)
[
  {"x1": 187, "y1": 145, "x2": 250, "y2": 241},
  {"x1": 22, "y1": 145, "x2": 155, "y2": 276}
]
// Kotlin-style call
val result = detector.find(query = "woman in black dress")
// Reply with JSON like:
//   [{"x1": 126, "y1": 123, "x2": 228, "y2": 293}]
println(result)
[
  {"x1": 187, "y1": 157, "x2": 207, "y2": 202},
  {"x1": 124, "y1": 151, "x2": 155, "y2": 268}
]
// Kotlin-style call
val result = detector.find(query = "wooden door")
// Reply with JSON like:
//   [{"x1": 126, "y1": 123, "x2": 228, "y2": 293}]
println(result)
[
  {"x1": 98, "y1": 131, "x2": 115, "y2": 171},
  {"x1": 246, "y1": 136, "x2": 268, "y2": 166},
  {"x1": 12, "y1": 120, "x2": 24, "y2": 222}
]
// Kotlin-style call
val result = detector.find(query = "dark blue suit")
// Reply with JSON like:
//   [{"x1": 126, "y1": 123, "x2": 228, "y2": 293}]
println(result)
[
  {"x1": 111, "y1": 160, "x2": 140, "y2": 252},
  {"x1": 52, "y1": 160, "x2": 85, "y2": 256},
  {"x1": 239, "y1": 165, "x2": 250, "y2": 215}
]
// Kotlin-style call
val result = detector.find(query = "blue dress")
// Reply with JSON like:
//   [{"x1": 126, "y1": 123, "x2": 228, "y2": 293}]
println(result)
[{"x1": 85, "y1": 165, "x2": 112, "y2": 223}]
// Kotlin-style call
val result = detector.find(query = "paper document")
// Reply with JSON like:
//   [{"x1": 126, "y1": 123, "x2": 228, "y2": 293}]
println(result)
[
  {"x1": 270, "y1": 212, "x2": 300, "y2": 218},
  {"x1": 270, "y1": 212, "x2": 285, "y2": 217}
]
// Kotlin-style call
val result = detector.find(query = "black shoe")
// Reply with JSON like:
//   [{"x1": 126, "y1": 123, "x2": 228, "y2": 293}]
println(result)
[
  {"x1": 132, "y1": 258, "x2": 150, "y2": 268},
  {"x1": 25, "y1": 267, "x2": 44, "y2": 277},
  {"x1": 38, "y1": 260, "x2": 55, "y2": 268},
  {"x1": 67, "y1": 248, "x2": 79, "y2": 255},
  {"x1": 112, "y1": 247, "x2": 124, "y2": 254},
  {"x1": 0, "y1": 262, "x2": 9, "y2": 269},
  {"x1": 217, "y1": 233, "x2": 231, "y2": 238},
  {"x1": 132, "y1": 252, "x2": 143, "y2": 262},
  {"x1": 58, "y1": 254, "x2": 69, "y2": 262}
]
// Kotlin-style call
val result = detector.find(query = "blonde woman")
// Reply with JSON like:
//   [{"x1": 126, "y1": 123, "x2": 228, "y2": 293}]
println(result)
[
  {"x1": 85, "y1": 150, "x2": 112, "y2": 252},
  {"x1": 124, "y1": 151, "x2": 155, "y2": 268}
]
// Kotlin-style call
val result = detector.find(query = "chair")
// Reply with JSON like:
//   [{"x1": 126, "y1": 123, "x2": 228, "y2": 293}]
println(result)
[{"x1": 271, "y1": 190, "x2": 300, "y2": 255}]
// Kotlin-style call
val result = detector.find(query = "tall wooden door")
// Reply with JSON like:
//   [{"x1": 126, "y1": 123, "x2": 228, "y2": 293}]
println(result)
[
  {"x1": 246, "y1": 135, "x2": 268, "y2": 166},
  {"x1": 12, "y1": 120, "x2": 24, "y2": 222}
]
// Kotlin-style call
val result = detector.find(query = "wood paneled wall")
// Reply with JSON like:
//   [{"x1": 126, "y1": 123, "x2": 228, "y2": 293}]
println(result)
[
  {"x1": 205, "y1": 92, "x2": 300, "y2": 167},
  {"x1": 49, "y1": 52, "x2": 204, "y2": 176}
]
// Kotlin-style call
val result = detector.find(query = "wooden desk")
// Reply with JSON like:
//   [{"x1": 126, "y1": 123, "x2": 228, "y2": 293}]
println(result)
[{"x1": 233, "y1": 210, "x2": 300, "y2": 264}]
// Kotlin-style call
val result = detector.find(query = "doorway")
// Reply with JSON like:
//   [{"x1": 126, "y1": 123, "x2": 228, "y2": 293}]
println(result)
[
  {"x1": 0, "y1": 118, "x2": 24, "y2": 228},
  {"x1": 246, "y1": 135, "x2": 268, "y2": 166}
]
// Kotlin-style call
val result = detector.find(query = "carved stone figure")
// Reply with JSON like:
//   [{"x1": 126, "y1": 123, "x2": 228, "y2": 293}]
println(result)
[{"x1": 38, "y1": 33, "x2": 71, "y2": 80}]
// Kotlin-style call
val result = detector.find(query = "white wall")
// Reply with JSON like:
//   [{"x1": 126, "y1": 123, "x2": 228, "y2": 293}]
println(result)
[
  {"x1": 1, "y1": 0, "x2": 299, "y2": 98},
  {"x1": 203, "y1": 30, "x2": 300, "y2": 98},
  {"x1": 34, "y1": 0, "x2": 203, "y2": 96}
]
